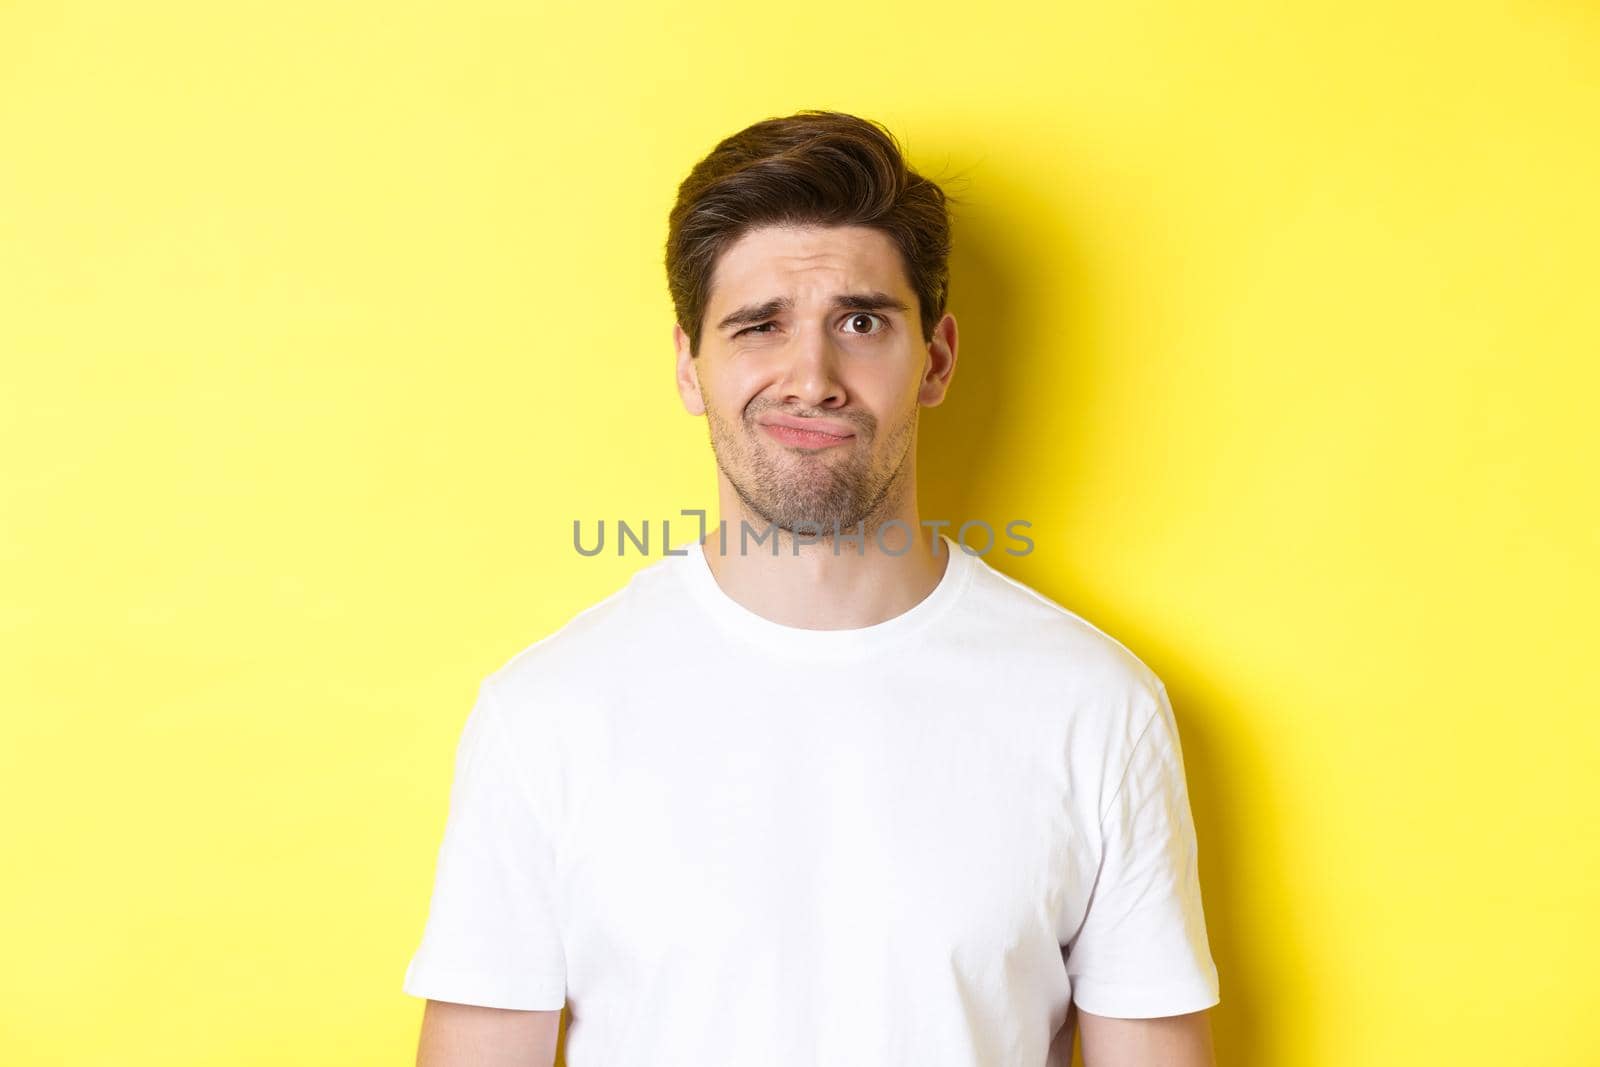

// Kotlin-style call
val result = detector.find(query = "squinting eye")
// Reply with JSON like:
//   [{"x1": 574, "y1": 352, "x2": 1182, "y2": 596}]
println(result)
[
  {"x1": 843, "y1": 312, "x2": 886, "y2": 335},
  {"x1": 736, "y1": 322, "x2": 776, "y2": 337}
]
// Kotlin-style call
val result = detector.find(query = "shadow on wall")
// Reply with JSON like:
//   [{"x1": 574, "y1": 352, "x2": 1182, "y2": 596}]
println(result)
[
  {"x1": 915, "y1": 153, "x2": 1044, "y2": 533},
  {"x1": 914, "y1": 140, "x2": 1286, "y2": 1066}
]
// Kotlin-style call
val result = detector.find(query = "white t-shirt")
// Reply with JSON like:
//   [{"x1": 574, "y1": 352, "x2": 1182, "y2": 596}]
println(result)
[{"x1": 403, "y1": 533, "x2": 1219, "y2": 1065}]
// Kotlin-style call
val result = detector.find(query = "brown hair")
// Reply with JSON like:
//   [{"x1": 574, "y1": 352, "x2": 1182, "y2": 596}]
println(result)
[{"x1": 665, "y1": 109, "x2": 953, "y2": 356}]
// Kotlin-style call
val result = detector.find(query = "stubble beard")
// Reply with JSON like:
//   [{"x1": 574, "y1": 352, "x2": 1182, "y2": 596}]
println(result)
[{"x1": 704, "y1": 400, "x2": 918, "y2": 545}]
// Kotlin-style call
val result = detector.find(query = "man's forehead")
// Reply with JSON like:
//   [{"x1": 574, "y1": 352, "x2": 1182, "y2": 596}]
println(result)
[{"x1": 706, "y1": 224, "x2": 912, "y2": 310}]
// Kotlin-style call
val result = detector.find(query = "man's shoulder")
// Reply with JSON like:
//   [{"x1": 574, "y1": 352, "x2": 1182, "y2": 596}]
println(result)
[
  {"x1": 484, "y1": 550, "x2": 689, "y2": 706},
  {"x1": 959, "y1": 553, "x2": 1174, "y2": 765},
  {"x1": 962, "y1": 548, "x2": 1166, "y2": 703}
]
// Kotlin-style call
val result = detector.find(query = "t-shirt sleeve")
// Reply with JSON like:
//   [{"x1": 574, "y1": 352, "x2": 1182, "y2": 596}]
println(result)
[
  {"x1": 402, "y1": 678, "x2": 567, "y2": 1009},
  {"x1": 1064, "y1": 679, "x2": 1220, "y2": 1018}
]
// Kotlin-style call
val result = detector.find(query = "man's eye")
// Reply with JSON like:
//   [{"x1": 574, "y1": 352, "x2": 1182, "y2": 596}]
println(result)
[
  {"x1": 842, "y1": 312, "x2": 886, "y2": 335},
  {"x1": 736, "y1": 322, "x2": 776, "y2": 337}
]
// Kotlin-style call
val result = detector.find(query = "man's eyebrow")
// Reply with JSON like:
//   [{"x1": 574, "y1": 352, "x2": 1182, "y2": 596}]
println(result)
[
  {"x1": 714, "y1": 292, "x2": 911, "y2": 332},
  {"x1": 834, "y1": 291, "x2": 912, "y2": 315},
  {"x1": 716, "y1": 296, "x2": 792, "y2": 332}
]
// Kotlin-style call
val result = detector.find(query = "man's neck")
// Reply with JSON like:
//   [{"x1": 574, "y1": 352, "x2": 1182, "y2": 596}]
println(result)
[{"x1": 698, "y1": 511, "x2": 950, "y2": 632}]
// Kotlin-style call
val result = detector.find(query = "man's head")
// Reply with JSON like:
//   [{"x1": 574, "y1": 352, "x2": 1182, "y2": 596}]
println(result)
[{"x1": 666, "y1": 110, "x2": 958, "y2": 539}]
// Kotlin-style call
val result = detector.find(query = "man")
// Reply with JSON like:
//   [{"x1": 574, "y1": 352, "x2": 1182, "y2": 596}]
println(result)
[{"x1": 403, "y1": 109, "x2": 1220, "y2": 1066}]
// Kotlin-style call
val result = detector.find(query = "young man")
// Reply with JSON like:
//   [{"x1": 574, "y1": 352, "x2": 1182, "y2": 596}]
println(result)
[{"x1": 403, "y1": 110, "x2": 1220, "y2": 1067}]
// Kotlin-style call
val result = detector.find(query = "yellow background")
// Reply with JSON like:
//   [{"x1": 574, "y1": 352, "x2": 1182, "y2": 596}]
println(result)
[{"x1": 3, "y1": 2, "x2": 1596, "y2": 1064}]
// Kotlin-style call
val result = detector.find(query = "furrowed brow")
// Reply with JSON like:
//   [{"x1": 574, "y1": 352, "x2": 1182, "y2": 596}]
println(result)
[
  {"x1": 714, "y1": 292, "x2": 912, "y2": 333},
  {"x1": 716, "y1": 296, "x2": 792, "y2": 332}
]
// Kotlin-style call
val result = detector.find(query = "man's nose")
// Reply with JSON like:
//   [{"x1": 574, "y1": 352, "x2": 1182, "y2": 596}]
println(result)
[{"x1": 777, "y1": 322, "x2": 846, "y2": 408}]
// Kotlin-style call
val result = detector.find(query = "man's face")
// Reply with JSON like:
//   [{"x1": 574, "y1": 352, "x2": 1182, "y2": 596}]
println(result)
[{"x1": 675, "y1": 223, "x2": 953, "y2": 537}]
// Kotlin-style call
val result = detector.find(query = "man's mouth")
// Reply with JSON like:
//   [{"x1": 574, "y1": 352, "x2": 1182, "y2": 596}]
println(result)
[{"x1": 757, "y1": 421, "x2": 855, "y2": 450}]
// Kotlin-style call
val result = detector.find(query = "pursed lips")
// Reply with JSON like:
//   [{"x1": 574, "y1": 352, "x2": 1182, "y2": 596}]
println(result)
[{"x1": 755, "y1": 414, "x2": 856, "y2": 448}]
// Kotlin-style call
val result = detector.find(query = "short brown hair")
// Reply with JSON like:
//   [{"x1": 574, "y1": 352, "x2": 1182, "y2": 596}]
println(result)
[{"x1": 665, "y1": 109, "x2": 953, "y2": 356}]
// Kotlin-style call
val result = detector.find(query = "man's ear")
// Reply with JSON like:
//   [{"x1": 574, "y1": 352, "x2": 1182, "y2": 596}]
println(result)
[
  {"x1": 674, "y1": 322, "x2": 706, "y2": 416},
  {"x1": 918, "y1": 311, "x2": 959, "y2": 408}
]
